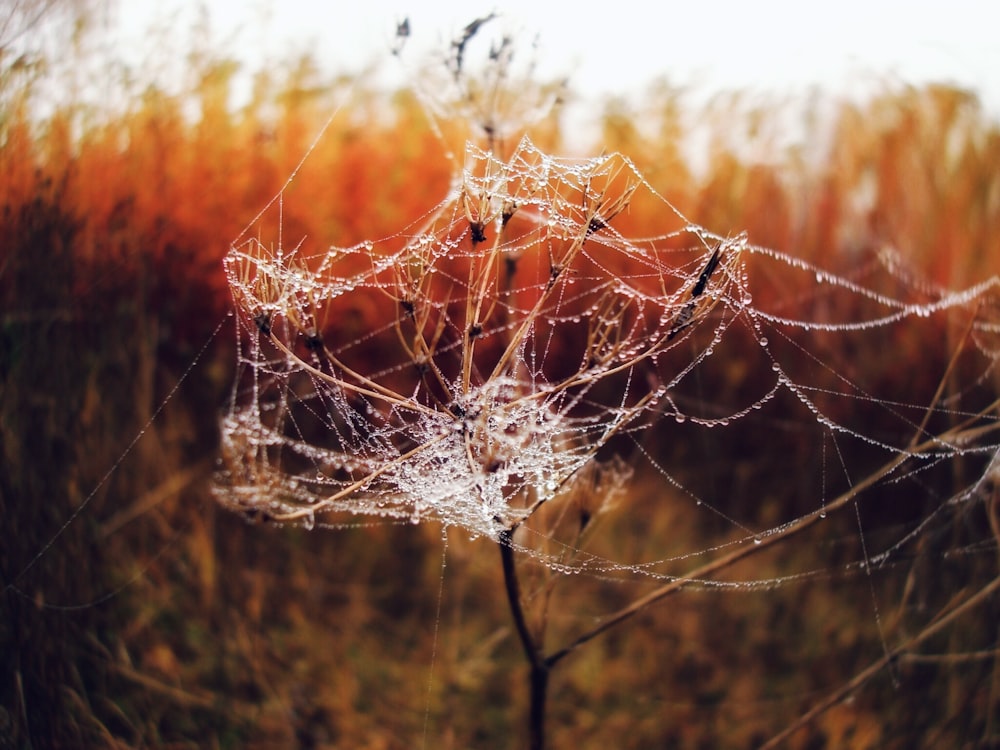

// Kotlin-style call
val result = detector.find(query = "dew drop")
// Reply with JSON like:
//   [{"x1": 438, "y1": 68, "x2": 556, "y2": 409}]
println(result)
[
  {"x1": 753, "y1": 536, "x2": 762, "y2": 545},
  {"x1": 758, "y1": 337, "x2": 768, "y2": 347}
]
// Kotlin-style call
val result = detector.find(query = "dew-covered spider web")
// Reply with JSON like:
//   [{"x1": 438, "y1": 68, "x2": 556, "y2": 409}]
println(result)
[
  {"x1": 218, "y1": 136, "x2": 752, "y2": 539},
  {"x1": 211, "y1": 19, "x2": 1000, "y2": 745},
  {"x1": 215, "y1": 131, "x2": 1000, "y2": 573}
]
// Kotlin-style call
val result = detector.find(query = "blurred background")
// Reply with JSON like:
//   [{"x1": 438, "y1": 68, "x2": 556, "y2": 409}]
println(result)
[{"x1": 2, "y1": 1, "x2": 999, "y2": 748}]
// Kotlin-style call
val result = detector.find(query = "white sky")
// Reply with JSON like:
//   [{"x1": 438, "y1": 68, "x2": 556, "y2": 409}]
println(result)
[{"x1": 110, "y1": 0, "x2": 1000, "y2": 118}]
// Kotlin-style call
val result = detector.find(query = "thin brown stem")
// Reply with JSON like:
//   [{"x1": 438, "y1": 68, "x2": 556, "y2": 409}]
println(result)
[
  {"x1": 267, "y1": 332, "x2": 439, "y2": 417},
  {"x1": 499, "y1": 528, "x2": 549, "y2": 750},
  {"x1": 987, "y1": 484, "x2": 1000, "y2": 741},
  {"x1": 546, "y1": 409, "x2": 1000, "y2": 668},
  {"x1": 906, "y1": 302, "x2": 981, "y2": 452},
  {"x1": 760, "y1": 573, "x2": 1000, "y2": 749}
]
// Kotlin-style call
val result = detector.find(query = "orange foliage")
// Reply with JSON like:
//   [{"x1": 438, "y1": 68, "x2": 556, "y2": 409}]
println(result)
[
  {"x1": 4, "y1": 66, "x2": 998, "y2": 342},
  {"x1": 4, "y1": 65, "x2": 997, "y2": 435}
]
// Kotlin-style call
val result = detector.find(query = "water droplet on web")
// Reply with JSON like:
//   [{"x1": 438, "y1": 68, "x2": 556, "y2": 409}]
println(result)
[
  {"x1": 758, "y1": 337, "x2": 768, "y2": 347},
  {"x1": 674, "y1": 414, "x2": 686, "y2": 424},
  {"x1": 753, "y1": 535, "x2": 762, "y2": 545}
]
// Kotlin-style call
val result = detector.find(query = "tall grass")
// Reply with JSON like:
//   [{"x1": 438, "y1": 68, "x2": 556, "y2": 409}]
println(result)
[{"x1": 2, "y1": 11, "x2": 999, "y2": 749}]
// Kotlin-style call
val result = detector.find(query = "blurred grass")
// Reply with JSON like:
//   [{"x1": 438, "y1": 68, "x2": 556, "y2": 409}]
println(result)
[{"x1": 2, "y1": 11, "x2": 1000, "y2": 749}]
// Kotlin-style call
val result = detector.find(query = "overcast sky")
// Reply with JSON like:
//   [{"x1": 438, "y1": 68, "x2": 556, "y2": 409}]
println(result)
[{"x1": 110, "y1": 0, "x2": 1000, "y2": 117}]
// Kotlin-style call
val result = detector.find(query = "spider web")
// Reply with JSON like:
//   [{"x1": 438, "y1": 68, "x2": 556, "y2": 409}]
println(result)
[
  {"x1": 214, "y1": 129, "x2": 1000, "y2": 574},
  {"x1": 208, "y1": 19, "x2": 1000, "y2": 744},
  {"x1": 216, "y1": 136, "x2": 755, "y2": 538}
]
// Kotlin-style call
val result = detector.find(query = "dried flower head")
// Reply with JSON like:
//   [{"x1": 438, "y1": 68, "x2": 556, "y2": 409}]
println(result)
[{"x1": 215, "y1": 137, "x2": 747, "y2": 541}]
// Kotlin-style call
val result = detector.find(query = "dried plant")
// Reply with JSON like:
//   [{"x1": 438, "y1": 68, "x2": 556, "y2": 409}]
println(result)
[
  {"x1": 216, "y1": 137, "x2": 747, "y2": 542},
  {"x1": 396, "y1": 13, "x2": 567, "y2": 155},
  {"x1": 212, "y1": 19, "x2": 1000, "y2": 750},
  {"x1": 217, "y1": 127, "x2": 757, "y2": 745}
]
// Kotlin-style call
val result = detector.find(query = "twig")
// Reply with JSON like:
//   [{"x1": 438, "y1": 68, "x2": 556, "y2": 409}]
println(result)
[
  {"x1": 99, "y1": 463, "x2": 210, "y2": 538},
  {"x1": 759, "y1": 573, "x2": 1000, "y2": 749},
  {"x1": 499, "y1": 528, "x2": 549, "y2": 750},
  {"x1": 906, "y1": 302, "x2": 981, "y2": 452},
  {"x1": 111, "y1": 662, "x2": 226, "y2": 713},
  {"x1": 546, "y1": 407, "x2": 1000, "y2": 668}
]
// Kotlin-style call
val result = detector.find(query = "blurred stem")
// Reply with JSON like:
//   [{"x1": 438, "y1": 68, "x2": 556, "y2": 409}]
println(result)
[
  {"x1": 987, "y1": 487, "x2": 1000, "y2": 741},
  {"x1": 498, "y1": 527, "x2": 548, "y2": 750},
  {"x1": 761, "y1": 571, "x2": 1000, "y2": 749},
  {"x1": 547, "y1": 405, "x2": 1000, "y2": 668}
]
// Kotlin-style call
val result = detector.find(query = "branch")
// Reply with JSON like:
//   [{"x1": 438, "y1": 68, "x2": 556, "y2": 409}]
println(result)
[
  {"x1": 546, "y1": 407, "x2": 1000, "y2": 668},
  {"x1": 499, "y1": 528, "x2": 549, "y2": 750},
  {"x1": 760, "y1": 573, "x2": 1000, "y2": 749}
]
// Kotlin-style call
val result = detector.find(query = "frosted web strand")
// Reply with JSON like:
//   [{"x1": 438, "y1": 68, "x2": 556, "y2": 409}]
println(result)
[{"x1": 214, "y1": 134, "x2": 1000, "y2": 594}]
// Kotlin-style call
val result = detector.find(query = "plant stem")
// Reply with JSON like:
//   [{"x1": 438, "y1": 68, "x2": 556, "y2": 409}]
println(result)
[
  {"x1": 546, "y1": 402, "x2": 1000, "y2": 669},
  {"x1": 760, "y1": 572, "x2": 1000, "y2": 749},
  {"x1": 499, "y1": 528, "x2": 549, "y2": 750},
  {"x1": 528, "y1": 662, "x2": 549, "y2": 750}
]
